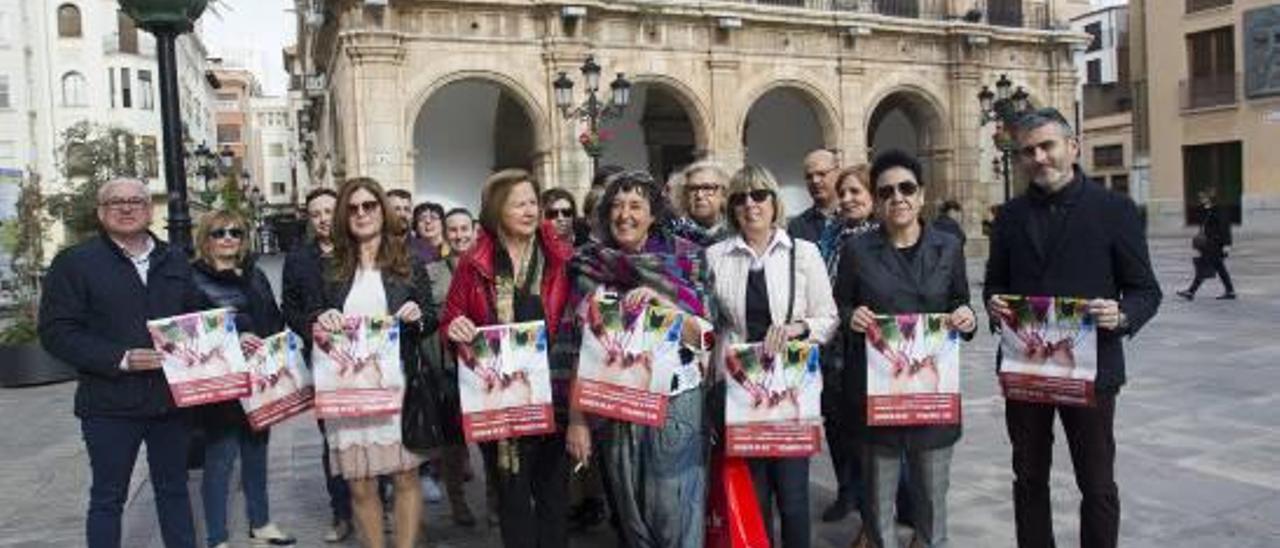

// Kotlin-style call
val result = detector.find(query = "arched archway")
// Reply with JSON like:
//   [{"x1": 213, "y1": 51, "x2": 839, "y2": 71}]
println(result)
[
  {"x1": 598, "y1": 78, "x2": 708, "y2": 181},
  {"x1": 412, "y1": 78, "x2": 538, "y2": 210},
  {"x1": 865, "y1": 88, "x2": 951, "y2": 198},
  {"x1": 742, "y1": 84, "x2": 837, "y2": 215}
]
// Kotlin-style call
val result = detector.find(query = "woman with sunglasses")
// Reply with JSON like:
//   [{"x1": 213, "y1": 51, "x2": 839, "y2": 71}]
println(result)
[
  {"x1": 705, "y1": 165, "x2": 838, "y2": 548},
  {"x1": 835, "y1": 150, "x2": 976, "y2": 548},
  {"x1": 540, "y1": 187, "x2": 584, "y2": 246},
  {"x1": 562, "y1": 170, "x2": 717, "y2": 548},
  {"x1": 190, "y1": 209, "x2": 296, "y2": 547},
  {"x1": 310, "y1": 177, "x2": 436, "y2": 548},
  {"x1": 440, "y1": 169, "x2": 574, "y2": 547}
]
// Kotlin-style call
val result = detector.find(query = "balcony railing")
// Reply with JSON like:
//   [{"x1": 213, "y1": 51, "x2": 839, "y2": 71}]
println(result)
[
  {"x1": 1082, "y1": 83, "x2": 1132, "y2": 119},
  {"x1": 718, "y1": 0, "x2": 1049, "y2": 28},
  {"x1": 1180, "y1": 73, "x2": 1239, "y2": 110},
  {"x1": 1186, "y1": 0, "x2": 1232, "y2": 14}
]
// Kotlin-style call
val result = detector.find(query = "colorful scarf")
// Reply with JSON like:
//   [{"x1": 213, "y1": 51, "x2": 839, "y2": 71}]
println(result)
[{"x1": 569, "y1": 234, "x2": 716, "y2": 320}]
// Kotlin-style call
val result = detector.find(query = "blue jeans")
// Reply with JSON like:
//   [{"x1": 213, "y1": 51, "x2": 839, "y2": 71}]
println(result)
[
  {"x1": 201, "y1": 423, "x2": 270, "y2": 546},
  {"x1": 603, "y1": 389, "x2": 706, "y2": 548},
  {"x1": 81, "y1": 413, "x2": 195, "y2": 548},
  {"x1": 747, "y1": 457, "x2": 810, "y2": 548}
]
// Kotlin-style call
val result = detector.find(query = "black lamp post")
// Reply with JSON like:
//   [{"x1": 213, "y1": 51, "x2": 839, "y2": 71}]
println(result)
[
  {"x1": 554, "y1": 56, "x2": 632, "y2": 176},
  {"x1": 977, "y1": 74, "x2": 1031, "y2": 202},
  {"x1": 118, "y1": 0, "x2": 208, "y2": 254}
]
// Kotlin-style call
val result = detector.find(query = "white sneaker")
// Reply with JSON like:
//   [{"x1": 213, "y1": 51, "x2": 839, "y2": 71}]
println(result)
[
  {"x1": 249, "y1": 522, "x2": 297, "y2": 546},
  {"x1": 422, "y1": 475, "x2": 444, "y2": 504}
]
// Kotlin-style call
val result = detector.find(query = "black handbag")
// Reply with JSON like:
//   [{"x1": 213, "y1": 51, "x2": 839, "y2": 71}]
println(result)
[{"x1": 401, "y1": 335, "x2": 447, "y2": 452}]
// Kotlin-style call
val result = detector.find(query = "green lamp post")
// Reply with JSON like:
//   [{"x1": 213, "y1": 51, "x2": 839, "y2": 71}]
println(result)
[{"x1": 118, "y1": 0, "x2": 209, "y2": 253}]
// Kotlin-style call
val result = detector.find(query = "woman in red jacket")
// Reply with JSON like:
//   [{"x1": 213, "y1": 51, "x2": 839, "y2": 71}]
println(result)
[{"x1": 439, "y1": 168, "x2": 573, "y2": 548}]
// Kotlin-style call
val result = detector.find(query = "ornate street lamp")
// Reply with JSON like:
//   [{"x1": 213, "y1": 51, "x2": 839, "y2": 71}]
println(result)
[
  {"x1": 554, "y1": 56, "x2": 632, "y2": 176},
  {"x1": 977, "y1": 73, "x2": 1034, "y2": 202},
  {"x1": 118, "y1": 0, "x2": 209, "y2": 254}
]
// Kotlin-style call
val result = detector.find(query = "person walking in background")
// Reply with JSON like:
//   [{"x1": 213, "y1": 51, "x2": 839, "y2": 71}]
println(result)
[
  {"x1": 309, "y1": 177, "x2": 436, "y2": 548},
  {"x1": 1177, "y1": 189, "x2": 1236, "y2": 300},
  {"x1": 281, "y1": 187, "x2": 354, "y2": 543},
  {"x1": 838, "y1": 151, "x2": 976, "y2": 548},
  {"x1": 985, "y1": 108, "x2": 1161, "y2": 548},
  {"x1": 440, "y1": 169, "x2": 574, "y2": 547},
  {"x1": 706, "y1": 165, "x2": 838, "y2": 548},
  {"x1": 190, "y1": 209, "x2": 296, "y2": 548},
  {"x1": 38, "y1": 178, "x2": 205, "y2": 548}
]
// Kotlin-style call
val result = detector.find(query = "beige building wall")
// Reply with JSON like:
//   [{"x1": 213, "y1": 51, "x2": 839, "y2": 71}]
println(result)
[
  {"x1": 297, "y1": 0, "x2": 1088, "y2": 235},
  {"x1": 1146, "y1": 0, "x2": 1280, "y2": 232}
]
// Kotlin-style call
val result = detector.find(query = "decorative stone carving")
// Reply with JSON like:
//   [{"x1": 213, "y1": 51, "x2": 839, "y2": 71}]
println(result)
[{"x1": 1245, "y1": 6, "x2": 1280, "y2": 99}]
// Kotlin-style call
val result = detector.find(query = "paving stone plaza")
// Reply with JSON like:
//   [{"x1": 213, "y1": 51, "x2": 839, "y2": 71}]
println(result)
[{"x1": 3, "y1": 235, "x2": 1278, "y2": 548}]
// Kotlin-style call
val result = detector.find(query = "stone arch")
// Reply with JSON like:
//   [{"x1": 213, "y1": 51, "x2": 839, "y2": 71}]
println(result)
[
  {"x1": 598, "y1": 74, "x2": 712, "y2": 180},
  {"x1": 863, "y1": 84, "x2": 955, "y2": 210},
  {"x1": 406, "y1": 72, "x2": 549, "y2": 210},
  {"x1": 629, "y1": 74, "x2": 712, "y2": 153},
  {"x1": 739, "y1": 79, "x2": 842, "y2": 149},
  {"x1": 739, "y1": 79, "x2": 842, "y2": 214}
]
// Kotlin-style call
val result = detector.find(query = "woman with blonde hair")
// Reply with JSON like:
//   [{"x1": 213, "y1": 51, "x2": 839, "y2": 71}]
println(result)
[
  {"x1": 191, "y1": 209, "x2": 296, "y2": 547},
  {"x1": 309, "y1": 177, "x2": 436, "y2": 548}
]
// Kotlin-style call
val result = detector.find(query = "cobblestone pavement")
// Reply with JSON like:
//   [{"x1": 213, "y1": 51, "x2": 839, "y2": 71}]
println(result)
[{"x1": 2, "y1": 235, "x2": 1278, "y2": 547}]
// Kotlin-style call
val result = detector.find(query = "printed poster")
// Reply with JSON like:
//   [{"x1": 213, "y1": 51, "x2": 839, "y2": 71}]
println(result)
[
  {"x1": 312, "y1": 315, "x2": 404, "y2": 419},
  {"x1": 866, "y1": 314, "x2": 961, "y2": 426},
  {"x1": 457, "y1": 320, "x2": 555, "y2": 442},
  {"x1": 147, "y1": 308, "x2": 250, "y2": 407},
  {"x1": 571, "y1": 288, "x2": 688, "y2": 426},
  {"x1": 241, "y1": 330, "x2": 314, "y2": 431},
  {"x1": 724, "y1": 341, "x2": 823, "y2": 457},
  {"x1": 996, "y1": 295, "x2": 1098, "y2": 406}
]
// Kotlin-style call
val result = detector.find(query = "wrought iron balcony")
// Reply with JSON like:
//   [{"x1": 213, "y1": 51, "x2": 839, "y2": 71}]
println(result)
[{"x1": 715, "y1": 0, "x2": 1048, "y2": 28}]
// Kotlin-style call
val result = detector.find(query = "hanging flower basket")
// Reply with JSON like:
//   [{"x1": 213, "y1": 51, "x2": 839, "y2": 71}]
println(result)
[{"x1": 578, "y1": 128, "x2": 614, "y2": 157}]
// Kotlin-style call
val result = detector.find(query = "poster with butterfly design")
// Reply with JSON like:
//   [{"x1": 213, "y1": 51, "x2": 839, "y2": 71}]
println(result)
[
  {"x1": 241, "y1": 330, "x2": 314, "y2": 431},
  {"x1": 147, "y1": 308, "x2": 250, "y2": 407},
  {"x1": 724, "y1": 341, "x2": 823, "y2": 457},
  {"x1": 312, "y1": 315, "x2": 403, "y2": 418},
  {"x1": 457, "y1": 320, "x2": 555, "y2": 442},
  {"x1": 866, "y1": 313, "x2": 962, "y2": 426},
  {"x1": 571, "y1": 287, "x2": 688, "y2": 427},
  {"x1": 995, "y1": 295, "x2": 1098, "y2": 407}
]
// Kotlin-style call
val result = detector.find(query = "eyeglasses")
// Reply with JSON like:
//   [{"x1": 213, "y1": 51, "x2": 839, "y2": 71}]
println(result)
[
  {"x1": 349, "y1": 200, "x2": 381, "y2": 216},
  {"x1": 545, "y1": 208, "x2": 574, "y2": 220},
  {"x1": 875, "y1": 181, "x2": 920, "y2": 201},
  {"x1": 209, "y1": 227, "x2": 245, "y2": 240},
  {"x1": 100, "y1": 197, "x2": 149, "y2": 211},
  {"x1": 728, "y1": 189, "x2": 774, "y2": 208},
  {"x1": 686, "y1": 184, "x2": 722, "y2": 196}
]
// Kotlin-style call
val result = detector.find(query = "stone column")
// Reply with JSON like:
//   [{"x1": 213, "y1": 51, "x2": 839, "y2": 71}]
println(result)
[
  {"x1": 542, "y1": 49, "x2": 594, "y2": 198},
  {"x1": 836, "y1": 60, "x2": 868, "y2": 164},
  {"x1": 340, "y1": 30, "x2": 409, "y2": 190},
  {"x1": 946, "y1": 50, "x2": 986, "y2": 239},
  {"x1": 707, "y1": 55, "x2": 744, "y2": 169}
]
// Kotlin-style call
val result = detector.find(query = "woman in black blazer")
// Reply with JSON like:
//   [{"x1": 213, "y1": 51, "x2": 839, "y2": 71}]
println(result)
[{"x1": 835, "y1": 150, "x2": 977, "y2": 548}]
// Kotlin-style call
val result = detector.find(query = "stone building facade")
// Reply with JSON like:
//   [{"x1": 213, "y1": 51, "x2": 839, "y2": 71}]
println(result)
[{"x1": 294, "y1": 0, "x2": 1088, "y2": 230}]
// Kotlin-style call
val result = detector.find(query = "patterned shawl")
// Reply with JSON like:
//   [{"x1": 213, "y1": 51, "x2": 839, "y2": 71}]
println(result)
[{"x1": 570, "y1": 233, "x2": 716, "y2": 320}]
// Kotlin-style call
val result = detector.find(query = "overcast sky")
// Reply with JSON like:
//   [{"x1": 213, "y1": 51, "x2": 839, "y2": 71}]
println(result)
[{"x1": 198, "y1": 0, "x2": 295, "y2": 96}]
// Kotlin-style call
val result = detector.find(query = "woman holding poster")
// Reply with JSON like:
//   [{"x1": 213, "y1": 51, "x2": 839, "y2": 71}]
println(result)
[
  {"x1": 564, "y1": 170, "x2": 717, "y2": 548},
  {"x1": 705, "y1": 165, "x2": 838, "y2": 548},
  {"x1": 190, "y1": 209, "x2": 296, "y2": 547},
  {"x1": 310, "y1": 177, "x2": 436, "y2": 548},
  {"x1": 834, "y1": 150, "x2": 977, "y2": 548},
  {"x1": 440, "y1": 169, "x2": 574, "y2": 548}
]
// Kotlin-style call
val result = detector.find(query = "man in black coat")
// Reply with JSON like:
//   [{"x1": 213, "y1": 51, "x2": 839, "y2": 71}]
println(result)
[
  {"x1": 38, "y1": 178, "x2": 206, "y2": 548},
  {"x1": 280, "y1": 187, "x2": 354, "y2": 542},
  {"x1": 1176, "y1": 189, "x2": 1236, "y2": 300},
  {"x1": 984, "y1": 108, "x2": 1161, "y2": 548}
]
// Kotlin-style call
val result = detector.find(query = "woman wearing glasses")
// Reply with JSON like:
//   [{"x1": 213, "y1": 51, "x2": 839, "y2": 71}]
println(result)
[
  {"x1": 441, "y1": 169, "x2": 575, "y2": 547},
  {"x1": 190, "y1": 210, "x2": 296, "y2": 547},
  {"x1": 705, "y1": 166, "x2": 838, "y2": 548},
  {"x1": 540, "y1": 187, "x2": 584, "y2": 246},
  {"x1": 563, "y1": 170, "x2": 717, "y2": 548},
  {"x1": 835, "y1": 150, "x2": 976, "y2": 548},
  {"x1": 310, "y1": 177, "x2": 436, "y2": 548}
]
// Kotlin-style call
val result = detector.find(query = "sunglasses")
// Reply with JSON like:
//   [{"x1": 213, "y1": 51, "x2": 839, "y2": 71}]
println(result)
[
  {"x1": 545, "y1": 208, "x2": 574, "y2": 220},
  {"x1": 209, "y1": 227, "x2": 245, "y2": 240},
  {"x1": 349, "y1": 199, "x2": 381, "y2": 216},
  {"x1": 686, "y1": 184, "x2": 722, "y2": 196},
  {"x1": 728, "y1": 189, "x2": 774, "y2": 208},
  {"x1": 875, "y1": 181, "x2": 919, "y2": 201}
]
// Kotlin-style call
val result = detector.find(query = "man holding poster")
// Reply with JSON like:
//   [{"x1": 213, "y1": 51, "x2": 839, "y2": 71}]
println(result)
[
  {"x1": 707, "y1": 165, "x2": 837, "y2": 548},
  {"x1": 38, "y1": 178, "x2": 206, "y2": 548},
  {"x1": 984, "y1": 108, "x2": 1161, "y2": 548}
]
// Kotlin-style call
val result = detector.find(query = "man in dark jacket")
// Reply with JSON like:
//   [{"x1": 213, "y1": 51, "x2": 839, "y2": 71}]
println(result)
[
  {"x1": 1177, "y1": 189, "x2": 1235, "y2": 300},
  {"x1": 38, "y1": 178, "x2": 205, "y2": 548},
  {"x1": 984, "y1": 108, "x2": 1161, "y2": 548},
  {"x1": 788, "y1": 148, "x2": 841, "y2": 248},
  {"x1": 280, "y1": 187, "x2": 353, "y2": 542}
]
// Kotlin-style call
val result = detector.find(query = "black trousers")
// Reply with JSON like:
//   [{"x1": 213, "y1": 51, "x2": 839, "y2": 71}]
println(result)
[
  {"x1": 822, "y1": 379, "x2": 862, "y2": 508},
  {"x1": 747, "y1": 457, "x2": 810, "y2": 548},
  {"x1": 1005, "y1": 396, "x2": 1118, "y2": 548},
  {"x1": 1188, "y1": 254, "x2": 1234, "y2": 295},
  {"x1": 481, "y1": 434, "x2": 569, "y2": 548}
]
